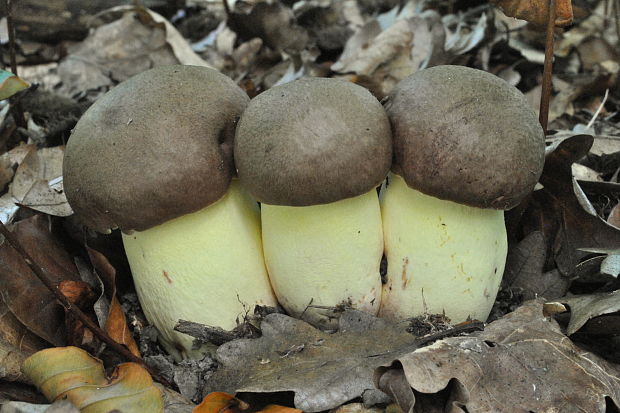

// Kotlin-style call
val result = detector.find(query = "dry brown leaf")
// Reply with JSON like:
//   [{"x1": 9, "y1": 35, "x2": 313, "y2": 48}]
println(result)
[
  {"x1": 22, "y1": 346, "x2": 163, "y2": 413},
  {"x1": 84, "y1": 245, "x2": 140, "y2": 357},
  {"x1": 205, "y1": 310, "x2": 422, "y2": 412},
  {"x1": 523, "y1": 135, "x2": 620, "y2": 277},
  {"x1": 193, "y1": 392, "x2": 302, "y2": 413},
  {"x1": 546, "y1": 290, "x2": 620, "y2": 335},
  {"x1": 0, "y1": 215, "x2": 82, "y2": 346},
  {"x1": 228, "y1": 2, "x2": 308, "y2": 53},
  {"x1": 0, "y1": 299, "x2": 49, "y2": 359},
  {"x1": 502, "y1": 231, "x2": 569, "y2": 299},
  {"x1": 57, "y1": 6, "x2": 210, "y2": 99},
  {"x1": 105, "y1": 295, "x2": 140, "y2": 358},
  {"x1": 8, "y1": 146, "x2": 72, "y2": 217},
  {"x1": 193, "y1": 392, "x2": 250, "y2": 413},
  {"x1": 376, "y1": 300, "x2": 620, "y2": 412},
  {"x1": 0, "y1": 340, "x2": 28, "y2": 382},
  {"x1": 491, "y1": 0, "x2": 573, "y2": 27}
]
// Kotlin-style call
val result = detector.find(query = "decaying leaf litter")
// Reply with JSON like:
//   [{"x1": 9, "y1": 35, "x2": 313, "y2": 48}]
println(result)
[{"x1": 0, "y1": 0, "x2": 619, "y2": 412}]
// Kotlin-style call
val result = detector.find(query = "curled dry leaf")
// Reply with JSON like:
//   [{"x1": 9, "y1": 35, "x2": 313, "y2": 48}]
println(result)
[
  {"x1": 193, "y1": 392, "x2": 249, "y2": 413},
  {"x1": 22, "y1": 346, "x2": 164, "y2": 413},
  {"x1": 524, "y1": 135, "x2": 620, "y2": 277},
  {"x1": 376, "y1": 300, "x2": 620, "y2": 413},
  {"x1": 9, "y1": 146, "x2": 72, "y2": 218},
  {"x1": 105, "y1": 296, "x2": 141, "y2": 358},
  {"x1": 545, "y1": 290, "x2": 620, "y2": 335},
  {"x1": 84, "y1": 245, "x2": 140, "y2": 357},
  {"x1": 491, "y1": 0, "x2": 573, "y2": 27}
]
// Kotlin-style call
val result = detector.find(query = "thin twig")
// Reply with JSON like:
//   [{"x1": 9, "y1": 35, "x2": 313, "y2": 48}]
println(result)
[
  {"x1": 5, "y1": 0, "x2": 26, "y2": 129},
  {"x1": 539, "y1": 0, "x2": 557, "y2": 134},
  {"x1": 6, "y1": 0, "x2": 17, "y2": 76},
  {"x1": 614, "y1": 0, "x2": 620, "y2": 46},
  {"x1": 585, "y1": 88, "x2": 609, "y2": 130},
  {"x1": 0, "y1": 221, "x2": 175, "y2": 390},
  {"x1": 222, "y1": 0, "x2": 231, "y2": 19}
]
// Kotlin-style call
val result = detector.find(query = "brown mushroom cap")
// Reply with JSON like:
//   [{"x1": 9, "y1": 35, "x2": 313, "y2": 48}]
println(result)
[
  {"x1": 234, "y1": 77, "x2": 392, "y2": 206},
  {"x1": 385, "y1": 65, "x2": 545, "y2": 210},
  {"x1": 63, "y1": 65, "x2": 249, "y2": 233}
]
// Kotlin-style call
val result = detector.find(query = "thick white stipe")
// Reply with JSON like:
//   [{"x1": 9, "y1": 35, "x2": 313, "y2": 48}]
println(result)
[
  {"x1": 380, "y1": 174, "x2": 507, "y2": 323},
  {"x1": 123, "y1": 181, "x2": 276, "y2": 359},
  {"x1": 261, "y1": 190, "x2": 383, "y2": 328}
]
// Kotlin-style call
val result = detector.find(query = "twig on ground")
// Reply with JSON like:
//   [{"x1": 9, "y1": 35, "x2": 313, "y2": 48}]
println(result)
[
  {"x1": 539, "y1": 0, "x2": 557, "y2": 133},
  {"x1": 5, "y1": 0, "x2": 26, "y2": 129}
]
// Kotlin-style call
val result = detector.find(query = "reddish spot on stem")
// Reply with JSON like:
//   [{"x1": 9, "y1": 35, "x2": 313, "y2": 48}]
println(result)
[
  {"x1": 401, "y1": 257, "x2": 410, "y2": 289},
  {"x1": 162, "y1": 270, "x2": 173, "y2": 284}
]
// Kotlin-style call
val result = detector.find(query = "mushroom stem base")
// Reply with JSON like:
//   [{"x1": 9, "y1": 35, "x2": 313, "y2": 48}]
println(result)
[
  {"x1": 379, "y1": 173, "x2": 507, "y2": 323},
  {"x1": 122, "y1": 181, "x2": 276, "y2": 360},
  {"x1": 261, "y1": 190, "x2": 384, "y2": 329}
]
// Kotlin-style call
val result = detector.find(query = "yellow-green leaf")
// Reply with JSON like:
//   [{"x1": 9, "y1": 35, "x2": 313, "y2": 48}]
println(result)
[
  {"x1": 0, "y1": 70, "x2": 29, "y2": 100},
  {"x1": 22, "y1": 346, "x2": 163, "y2": 413}
]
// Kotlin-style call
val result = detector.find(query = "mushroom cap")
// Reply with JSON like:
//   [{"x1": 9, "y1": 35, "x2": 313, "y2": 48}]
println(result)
[
  {"x1": 63, "y1": 65, "x2": 249, "y2": 233},
  {"x1": 234, "y1": 77, "x2": 392, "y2": 206},
  {"x1": 385, "y1": 65, "x2": 545, "y2": 210}
]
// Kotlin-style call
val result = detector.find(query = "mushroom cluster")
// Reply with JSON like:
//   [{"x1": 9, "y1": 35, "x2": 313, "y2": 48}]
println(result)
[
  {"x1": 62, "y1": 64, "x2": 544, "y2": 359},
  {"x1": 63, "y1": 65, "x2": 277, "y2": 360}
]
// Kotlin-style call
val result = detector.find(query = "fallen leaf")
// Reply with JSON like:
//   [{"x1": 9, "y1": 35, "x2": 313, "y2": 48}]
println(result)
[
  {"x1": 0, "y1": 299, "x2": 49, "y2": 358},
  {"x1": 58, "y1": 279, "x2": 101, "y2": 350},
  {"x1": 524, "y1": 135, "x2": 620, "y2": 277},
  {"x1": 105, "y1": 296, "x2": 141, "y2": 358},
  {"x1": 555, "y1": 1, "x2": 606, "y2": 57},
  {"x1": 57, "y1": 6, "x2": 211, "y2": 99},
  {"x1": 59, "y1": 280, "x2": 98, "y2": 308},
  {"x1": 193, "y1": 392, "x2": 303, "y2": 413},
  {"x1": 85, "y1": 246, "x2": 140, "y2": 357},
  {"x1": 376, "y1": 300, "x2": 620, "y2": 412},
  {"x1": 206, "y1": 310, "x2": 475, "y2": 412},
  {"x1": 22, "y1": 346, "x2": 164, "y2": 413},
  {"x1": 8, "y1": 146, "x2": 72, "y2": 217},
  {"x1": 193, "y1": 392, "x2": 249, "y2": 413},
  {"x1": 0, "y1": 69, "x2": 29, "y2": 100},
  {"x1": 0, "y1": 398, "x2": 80, "y2": 413},
  {"x1": 228, "y1": 2, "x2": 308, "y2": 53},
  {"x1": 502, "y1": 231, "x2": 569, "y2": 299},
  {"x1": 546, "y1": 290, "x2": 620, "y2": 335},
  {"x1": 0, "y1": 340, "x2": 28, "y2": 382},
  {"x1": 491, "y1": 0, "x2": 573, "y2": 27},
  {"x1": 332, "y1": 19, "x2": 413, "y2": 77},
  {"x1": 0, "y1": 215, "x2": 81, "y2": 346},
  {"x1": 443, "y1": 11, "x2": 487, "y2": 55}
]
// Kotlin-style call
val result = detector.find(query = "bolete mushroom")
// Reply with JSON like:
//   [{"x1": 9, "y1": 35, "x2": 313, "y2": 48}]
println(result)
[
  {"x1": 234, "y1": 77, "x2": 392, "y2": 328},
  {"x1": 63, "y1": 65, "x2": 277, "y2": 359},
  {"x1": 379, "y1": 65, "x2": 545, "y2": 323}
]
